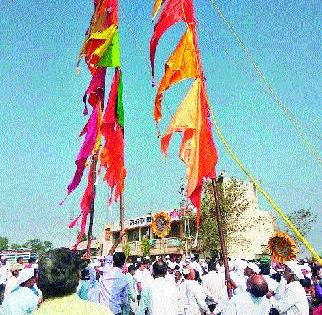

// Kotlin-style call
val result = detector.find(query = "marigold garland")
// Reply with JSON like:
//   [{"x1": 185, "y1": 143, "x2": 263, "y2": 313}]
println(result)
[
  {"x1": 268, "y1": 231, "x2": 298, "y2": 263},
  {"x1": 151, "y1": 211, "x2": 172, "y2": 238}
]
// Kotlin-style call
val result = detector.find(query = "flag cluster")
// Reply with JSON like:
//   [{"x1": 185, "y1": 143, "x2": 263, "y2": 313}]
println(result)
[
  {"x1": 150, "y1": 0, "x2": 218, "y2": 227},
  {"x1": 66, "y1": 0, "x2": 126, "y2": 247}
]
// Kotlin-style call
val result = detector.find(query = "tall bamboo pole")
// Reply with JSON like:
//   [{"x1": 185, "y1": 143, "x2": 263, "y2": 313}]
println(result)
[
  {"x1": 211, "y1": 179, "x2": 232, "y2": 299},
  {"x1": 120, "y1": 192, "x2": 125, "y2": 250},
  {"x1": 86, "y1": 153, "x2": 98, "y2": 257}
]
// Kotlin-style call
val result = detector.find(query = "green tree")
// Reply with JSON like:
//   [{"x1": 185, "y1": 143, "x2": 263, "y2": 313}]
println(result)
[
  {"x1": 0, "y1": 237, "x2": 9, "y2": 250},
  {"x1": 140, "y1": 238, "x2": 152, "y2": 257},
  {"x1": 22, "y1": 239, "x2": 53, "y2": 254},
  {"x1": 199, "y1": 178, "x2": 252, "y2": 256},
  {"x1": 284, "y1": 208, "x2": 317, "y2": 254},
  {"x1": 10, "y1": 243, "x2": 22, "y2": 250}
]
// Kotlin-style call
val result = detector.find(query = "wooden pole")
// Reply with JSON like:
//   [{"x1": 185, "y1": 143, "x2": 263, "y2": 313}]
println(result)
[
  {"x1": 211, "y1": 179, "x2": 232, "y2": 299},
  {"x1": 119, "y1": 192, "x2": 125, "y2": 250},
  {"x1": 86, "y1": 153, "x2": 98, "y2": 257}
]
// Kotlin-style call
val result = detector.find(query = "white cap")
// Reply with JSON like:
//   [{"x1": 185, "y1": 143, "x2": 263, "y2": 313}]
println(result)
[
  {"x1": 285, "y1": 261, "x2": 304, "y2": 280},
  {"x1": 165, "y1": 255, "x2": 170, "y2": 259},
  {"x1": 248, "y1": 262, "x2": 260, "y2": 274},
  {"x1": 17, "y1": 268, "x2": 35, "y2": 285},
  {"x1": 144, "y1": 256, "x2": 150, "y2": 260},
  {"x1": 137, "y1": 258, "x2": 141, "y2": 262},
  {"x1": 301, "y1": 264, "x2": 311, "y2": 273},
  {"x1": 168, "y1": 262, "x2": 176, "y2": 270}
]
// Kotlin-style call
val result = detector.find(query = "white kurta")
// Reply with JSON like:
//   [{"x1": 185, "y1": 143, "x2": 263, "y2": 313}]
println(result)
[
  {"x1": 270, "y1": 281, "x2": 309, "y2": 315},
  {"x1": 183, "y1": 280, "x2": 209, "y2": 315},
  {"x1": 223, "y1": 291, "x2": 271, "y2": 315},
  {"x1": 202, "y1": 271, "x2": 225, "y2": 303},
  {"x1": 150, "y1": 277, "x2": 180, "y2": 315}
]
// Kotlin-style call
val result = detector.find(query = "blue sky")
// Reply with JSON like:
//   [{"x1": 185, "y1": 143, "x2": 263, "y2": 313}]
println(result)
[{"x1": 0, "y1": 0, "x2": 320, "y2": 253}]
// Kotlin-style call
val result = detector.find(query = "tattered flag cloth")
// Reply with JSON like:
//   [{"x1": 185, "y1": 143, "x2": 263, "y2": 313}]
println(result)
[
  {"x1": 161, "y1": 79, "x2": 217, "y2": 226},
  {"x1": 69, "y1": 162, "x2": 95, "y2": 248},
  {"x1": 63, "y1": 0, "x2": 126, "y2": 248},
  {"x1": 150, "y1": 0, "x2": 196, "y2": 80},
  {"x1": 151, "y1": 0, "x2": 218, "y2": 228},
  {"x1": 100, "y1": 68, "x2": 126, "y2": 204},
  {"x1": 67, "y1": 104, "x2": 100, "y2": 195},
  {"x1": 154, "y1": 27, "x2": 200, "y2": 122}
]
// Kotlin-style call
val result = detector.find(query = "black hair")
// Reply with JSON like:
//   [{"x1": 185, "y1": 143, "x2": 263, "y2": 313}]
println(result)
[
  {"x1": 113, "y1": 252, "x2": 126, "y2": 268},
  {"x1": 128, "y1": 265, "x2": 136, "y2": 273},
  {"x1": 80, "y1": 268, "x2": 90, "y2": 280},
  {"x1": 38, "y1": 248, "x2": 82, "y2": 299},
  {"x1": 208, "y1": 260, "x2": 216, "y2": 272},
  {"x1": 17, "y1": 257, "x2": 23, "y2": 263},
  {"x1": 153, "y1": 260, "x2": 167, "y2": 277},
  {"x1": 28, "y1": 257, "x2": 36, "y2": 264},
  {"x1": 260, "y1": 263, "x2": 270, "y2": 276}
]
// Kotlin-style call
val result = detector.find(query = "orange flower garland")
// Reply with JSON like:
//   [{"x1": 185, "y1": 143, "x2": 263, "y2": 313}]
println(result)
[
  {"x1": 268, "y1": 231, "x2": 299, "y2": 263},
  {"x1": 151, "y1": 211, "x2": 172, "y2": 238}
]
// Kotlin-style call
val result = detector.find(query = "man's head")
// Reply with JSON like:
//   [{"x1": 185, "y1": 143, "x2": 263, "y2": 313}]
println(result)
[
  {"x1": 137, "y1": 262, "x2": 144, "y2": 271},
  {"x1": 80, "y1": 268, "x2": 90, "y2": 280},
  {"x1": 248, "y1": 275, "x2": 268, "y2": 298},
  {"x1": 113, "y1": 252, "x2": 126, "y2": 268},
  {"x1": 128, "y1": 265, "x2": 136, "y2": 276},
  {"x1": 38, "y1": 248, "x2": 82, "y2": 299},
  {"x1": 17, "y1": 257, "x2": 24, "y2": 265},
  {"x1": 28, "y1": 257, "x2": 36, "y2": 264},
  {"x1": 152, "y1": 260, "x2": 167, "y2": 278},
  {"x1": 174, "y1": 270, "x2": 182, "y2": 282},
  {"x1": 17, "y1": 268, "x2": 36, "y2": 289},
  {"x1": 284, "y1": 261, "x2": 304, "y2": 283},
  {"x1": 208, "y1": 260, "x2": 217, "y2": 272},
  {"x1": 10, "y1": 263, "x2": 23, "y2": 277}
]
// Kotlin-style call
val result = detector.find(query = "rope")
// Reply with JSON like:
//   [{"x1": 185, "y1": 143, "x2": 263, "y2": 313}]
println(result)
[
  {"x1": 209, "y1": 107, "x2": 322, "y2": 264},
  {"x1": 208, "y1": 0, "x2": 322, "y2": 165}
]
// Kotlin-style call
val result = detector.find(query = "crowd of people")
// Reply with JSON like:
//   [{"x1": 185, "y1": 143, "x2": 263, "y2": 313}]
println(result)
[{"x1": 0, "y1": 247, "x2": 321, "y2": 315}]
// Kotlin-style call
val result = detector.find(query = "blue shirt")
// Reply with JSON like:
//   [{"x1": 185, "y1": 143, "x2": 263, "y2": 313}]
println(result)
[
  {"x1": 99, "y1": 267, "x2": 129, "y2": 314},
  {"x1": 2, "y1": 286, "x2": 38, "y2": 315}
]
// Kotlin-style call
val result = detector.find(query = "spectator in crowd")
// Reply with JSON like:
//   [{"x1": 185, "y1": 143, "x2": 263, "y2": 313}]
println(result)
[{"x1": 34, "y1": 248, "x2": 112, "y2": 315}]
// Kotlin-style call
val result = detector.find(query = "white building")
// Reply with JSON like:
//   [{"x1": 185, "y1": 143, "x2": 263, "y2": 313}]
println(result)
[{"x1": 222, "y1": 177, "x2": 275, "y2": 260}]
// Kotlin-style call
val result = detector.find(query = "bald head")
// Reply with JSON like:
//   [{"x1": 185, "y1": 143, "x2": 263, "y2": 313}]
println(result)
[{"x1": 249, "y1": 275, "x2": 268, "y2": 298}]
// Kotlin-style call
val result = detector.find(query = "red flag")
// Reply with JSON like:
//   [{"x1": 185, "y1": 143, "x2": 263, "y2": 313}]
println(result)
[
  {"x1": 69, "y1": 163, "x2": 95, "y2": 247},
  {"x1": 100, "y1": 68, "x2": 126, "y2": 204},
  {"x1": 150, "y1": 0, "x2": 196, "y2": 79}
]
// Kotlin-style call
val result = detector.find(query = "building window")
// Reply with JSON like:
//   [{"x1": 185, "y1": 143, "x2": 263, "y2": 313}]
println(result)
[
  {"x1": 127, "y1": 229, "x2": 140, "y2": 242},
  {"x1": 169, "y1": 222, "x2": 180, "y2": 238},
  {"x1": 141, "y1": 227, "x2": 150, "y2": 240}
]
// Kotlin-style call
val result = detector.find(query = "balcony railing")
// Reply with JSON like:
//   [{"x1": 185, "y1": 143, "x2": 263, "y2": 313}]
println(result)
[{"x1": 117, "y1": 237, "x2": 184, "y2": 256}]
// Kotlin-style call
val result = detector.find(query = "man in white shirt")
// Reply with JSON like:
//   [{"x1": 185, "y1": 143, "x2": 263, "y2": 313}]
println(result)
[
  {"x1": 2, "y1": 268, "x2": 40, "y2": 315},
  {"x1": 140, "y1": 260, "x2": 180, "y2": 315},
  {"x1": 189, "y1": 254, "x2": 203, "y2": 277},
  {"x1": 269, "y1": 261, "x2": 309, "y2": 315},
  {"x1": 223, "y1": 274, "x2": 270, "y2": 315},
  {"x1": 202, "y1": 260, "x2": 226, "y2": 304}
]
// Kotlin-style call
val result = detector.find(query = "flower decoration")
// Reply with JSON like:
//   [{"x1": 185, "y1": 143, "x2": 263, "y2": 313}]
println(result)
[
  {"x1": 151, "y1": 211, "x2": 172, "y2": 238},
  {"x1": 268, "y1": 231, "x2": 298, "y2": 263}
]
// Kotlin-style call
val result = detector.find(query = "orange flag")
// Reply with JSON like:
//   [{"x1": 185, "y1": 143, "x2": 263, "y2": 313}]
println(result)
[
  {"x1": 161, "y1": 79, "x2": 218, "y2": 226},
  {"x1": 152, "y1": 0, "x2": 165, "y2": 21},
  {"x1": 154, "y1": 27, "x2": 200, "y2": 122}
]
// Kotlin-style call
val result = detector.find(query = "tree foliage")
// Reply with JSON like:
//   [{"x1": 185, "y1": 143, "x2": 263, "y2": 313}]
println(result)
[
  {"x1": 0, "y1": 237, "x2": 9, "y2": 251},
  {"x1": 284, "y1": 208, "x2": 317, "y2": 254},
  {"x1": 199, "y1": 178, "x2": 253, "y2": 256}
]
